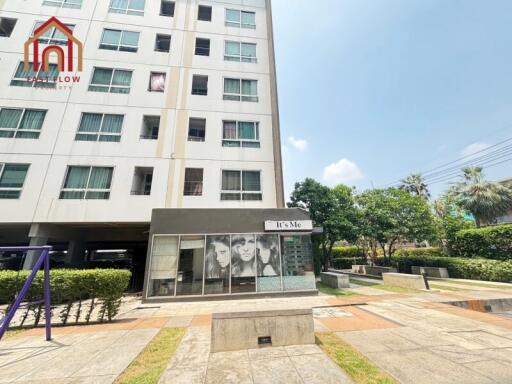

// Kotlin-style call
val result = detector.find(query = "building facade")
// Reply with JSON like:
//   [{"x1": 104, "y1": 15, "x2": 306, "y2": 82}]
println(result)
[{"x1": 0, "y1": 0, "x2": 315, "y2": 296}]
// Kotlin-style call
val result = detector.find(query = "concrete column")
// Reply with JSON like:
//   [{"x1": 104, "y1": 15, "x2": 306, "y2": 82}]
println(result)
[
  {"x1": 23, "y1": 236, "x2": 48, "y2": 270},
  {"x1": 65, "y1": 240, "x2": 87, "y2": 268}
]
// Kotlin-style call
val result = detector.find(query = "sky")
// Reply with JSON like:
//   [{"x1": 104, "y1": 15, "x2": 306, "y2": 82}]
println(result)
[{"x1": 271, "y1": 0, "x2": 512, "y2": 200}]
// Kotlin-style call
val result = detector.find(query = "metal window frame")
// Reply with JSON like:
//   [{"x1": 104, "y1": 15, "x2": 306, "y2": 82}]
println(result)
[
  {"x1": 99, "y1": 29, "x2": 140, "y2": 52},
  {"x1": 0, "y1": 163, "x2": 30, "y2": 198},
  {"x1": 224, "y1": 41, "x2": 257, "y2": 63},
  {"x1": 11, "y1": 61, "x2": 58, "y2": 88},
  {"x1": 109, "y1": 0, "x2": 145, "y2": 16},
  {"x1": 59, "y1": 165, "x2": 114, "y2": 200},
  {"x1": 42, "y1": 0, "x2": 82, "y2": 9},
  {"x1": 225, "y1": 9, "x2": 256, "y2": 29},
  {"x1": 76, "y1": 112, "x2": 124, "y2": 142},
  {"x1": 221, "y1": 120, "x2": 260, "y2": 147},
  {"x1": 220, "y1": 169, "x2": 262, "y2": 201},
  {"x1": 223, "y1": 77, "x2": 258, "y2": 102},
  {"x1": 0, "y1": 107, "x2": 46, "y2": 139},
  {"x1": 31, "y1": 21, "x2": 75, "y2": 46},
  {"x1": 89, "y1": 67, "x2": 133, "y2": 94}
]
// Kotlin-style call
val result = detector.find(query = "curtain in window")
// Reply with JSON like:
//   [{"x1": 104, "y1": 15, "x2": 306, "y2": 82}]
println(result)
[
  {"x1": 243, "y1": 171, "x2": 260, "y2": 191},
  {"x1": 101, "y1": 115, "x2": 123, "y2": 133},
  {"x1": 241, "y1": 12, "x2": 255, "y2": 26},
  {"x1": 64, "y1": 167, "x2": 89, "y2": 188},
  {"x1": 112, "y1": 70, "x2": 132, "y2": 86},
  {"x1": 224, "y1": 78, "x2": 240, "y2": 94},
  {"x1": 88, "y1": 167, "x2": 113, "y2": 189},
  {"x1": 238, "y1": 122, "x2": 255, "y2": 140},
  {"x1": 0, "y1": 109, "x2": 22, "y2": 128},
  {"x1": 79, "y1": 114, "x2": 102, "y2": 133},
  {"x1": 102, "y1": 30, "x2": 121, "y2": 45},
  {"x1": 0, "y1": 165, "x2": 29, "y2": 188},
  {"x1": 19, "y1": 110, "x2": 46, "y2": 130},
  {"x1": 150, "y1": 73, "x2": 166, "y2": 91},
  {"x1": 110, "y1": 0, "x2": 127, "y2": 9},
  {"x1": 226, "y1": 9, "x2": 240, "y2": 23},
  {"x1": 33, "y1": 22, "x2": 52, "y2": 38},
  {"x1": 185, "y1": 169, "x2": 203, "y2": 195},
  {"x1": 121, "y1": 31, "x2": 140, "y2": 46},
  {"x1": 53, "y1": 25, "x2": 74, "y2": 41},
  {"x1": 129, "y1": 0, "x2": 145, "y2": 10},
  {"x1": 92, "y1": 69, "x2": 113, "y2": 85},
  {"x1": 42, "y1": 64, "x2": 59, "y2": 78},
  {"x1": 225, "y1": 42, "x2": 240, "y2": 56},
  {"x1": 242, "y1": 80, "x2": 257, "y2": 96},
  {"x1": 222, "y1": 171, "x2": 241, "y2": 191},
  {"x1": 241, "y1": 43, "x2": 256, "y2": 58},
  {"x1": 223, "y1": 122, "x2": 237, "y2": 139},
  {"x1": 14, "y1": 62, "x2": 36, "y2": 79}
]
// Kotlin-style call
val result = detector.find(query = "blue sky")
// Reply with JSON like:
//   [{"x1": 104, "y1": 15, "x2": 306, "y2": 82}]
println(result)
[{"x1": 272, "y1": 0, "x2": 512, "y2": 199}]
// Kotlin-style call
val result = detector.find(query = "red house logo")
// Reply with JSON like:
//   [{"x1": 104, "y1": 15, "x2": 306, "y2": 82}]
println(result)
[{"x1": 24, "y1": 17, "x2": 83, "y2": 72}]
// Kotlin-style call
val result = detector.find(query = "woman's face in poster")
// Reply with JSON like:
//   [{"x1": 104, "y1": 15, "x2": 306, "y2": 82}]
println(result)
[
  {"x1": 214, "y1": 242, "x2": 230, "y2": 268},
  {"x1": 257, "y1": 241, "x2": 271, "y2": 264},
  {"x1": 234, "y1": 235, "x2": 255, "y2": 262}
]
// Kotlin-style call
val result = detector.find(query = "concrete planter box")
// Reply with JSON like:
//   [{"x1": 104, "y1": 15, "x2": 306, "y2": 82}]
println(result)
[
  {"x1": 383, "y1": 272, "x2": 427, "y2": 290},
  {"x1": 411, "y1": 266, "x2": 449, "y2": 278},
  {"x1": 352, "y1": 265, "x2": 397, "y2": 277},
  {"x1": 320, "y1": 272, "x2": 350, "y2": 288},
  {"x1": 211, "y1": 309, "x2": 315, "y2": 352}
]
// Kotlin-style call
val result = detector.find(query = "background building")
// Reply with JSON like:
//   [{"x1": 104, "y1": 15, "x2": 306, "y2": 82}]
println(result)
[{"x1": 0, "y1": 0, "x2": 285, "y2": 289}]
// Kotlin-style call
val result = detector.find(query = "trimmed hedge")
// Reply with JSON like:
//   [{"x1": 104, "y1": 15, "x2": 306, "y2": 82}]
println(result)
[
  {"x1": 395, "y1": 247, "x2": 445, "y2": 257},
  {"x1": 0, "y1": 269, "x2": 131, "y2": 324},
  {"x1": 332, "y1": 246, "x2": 364, "y2": 259},
  {"x1": 452, "y1": 225, "x2": 512, "y2": 260},
  {"x1": 381, "y1": 255, "x2": 512, "y2": 283}
]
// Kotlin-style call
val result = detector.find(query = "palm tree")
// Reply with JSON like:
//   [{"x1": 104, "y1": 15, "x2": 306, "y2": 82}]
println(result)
[
  {"x1": 400, "y1": 173, "x2": 431, "y2": 200},
  {"x1": 449, "y1": 167, "x2": 512, "y2": 227}
]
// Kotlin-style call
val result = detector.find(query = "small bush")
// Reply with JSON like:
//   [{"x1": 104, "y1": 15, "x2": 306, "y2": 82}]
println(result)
[
  {"x1": 332, "y1": 246, "x2": 364, "y2": 259},
  {"x1": 395, "y1": 247, "x2": 445, "y2": 257},
  {"x1": 0, "y1": 269, "x2": 131, "y2": 324},
  {"x1": 451, "y1": 224, "x2": 512, "y2": 260},
  {"x1": 381, "y1": 255, "x2": 512, "y2": 282}
]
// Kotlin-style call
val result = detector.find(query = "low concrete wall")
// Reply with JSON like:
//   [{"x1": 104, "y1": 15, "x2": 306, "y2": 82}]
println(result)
[
  {"x1": 352, "y1": 265, "x2": 397, "y2": 276},
  {"x1": 412, "y1": 266, "x2": 449, "y2": 278},
  {"x1": 383, "y1": 273, "x2": 427, "y2": 290},
  {"x1": 211, "y1": 309, "x2": 315, "y2": 352},
  {"x1": 320, "y1": 272, "x2": 350, "y2": 288}
]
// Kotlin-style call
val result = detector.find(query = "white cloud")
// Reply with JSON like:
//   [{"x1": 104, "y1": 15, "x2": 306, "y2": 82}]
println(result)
[
  {"x1": 323, "y1": 158, "x2": 364, "y2": 185},
  {"x1": 288, "y1": 136, "x2": 308, "y2": 151},
  {"x1": 461, "y1": 142, "x2": 491, "y2": 158}
]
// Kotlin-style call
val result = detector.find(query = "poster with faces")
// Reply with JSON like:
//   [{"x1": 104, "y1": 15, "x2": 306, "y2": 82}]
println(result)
[
  {"x1": 205, "y1": 235, "x2": 231, "y2": 279},
  {"x1": 231, "y1": 234, "x2": 256, "y2": 278},
  {"x1": 256, "y1": 234, "x2": 281, "y2": 277}
]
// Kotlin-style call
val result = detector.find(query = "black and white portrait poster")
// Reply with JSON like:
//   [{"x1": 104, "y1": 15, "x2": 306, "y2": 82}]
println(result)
[
  {"x1": 256, "y1": 234, "x2": 281, "y2": 277},
  {"x1": 231, "y1": 234, "x2": 256, "y2": 277},
  {"x1": 205, "y1": 235, "x2": 231, "y2": 280}
]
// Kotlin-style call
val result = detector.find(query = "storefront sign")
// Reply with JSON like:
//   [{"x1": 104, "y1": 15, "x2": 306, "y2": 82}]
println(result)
[{"x1": 264, "y1": 220, "x2": 313, "y2": 231}]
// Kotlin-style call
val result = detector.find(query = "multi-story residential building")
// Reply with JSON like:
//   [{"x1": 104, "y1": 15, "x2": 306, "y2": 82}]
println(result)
[{"x1": 0, "y1": 0, "x2": 315, "y2": 298}]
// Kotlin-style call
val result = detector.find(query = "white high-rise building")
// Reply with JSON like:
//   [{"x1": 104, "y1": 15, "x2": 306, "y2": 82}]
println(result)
[{"x1": 0, "y1": 1, "x2": 284, "y2": 262}]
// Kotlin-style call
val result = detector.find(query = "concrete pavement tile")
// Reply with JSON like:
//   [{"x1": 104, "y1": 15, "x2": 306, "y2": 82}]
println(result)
[
  {"x1": 284, "y1": 344, "x2": 323, "y2": 356},
  {"x1": 389, "y1": 327, "x2": 454, "y2": 347},
  {"x1": 115, "y1": 328, "x2": 159, "y2": 346},
  {"x1": 72, "y1": 375, "x2": 117, "y2": 384},
  {"x1": 449, "y1": 330, "x2": 512, "y2": 349},
  {"x1": 429, "y1": 345, "x2": 491, "y2": 364},
  {"x1": 464, "y1": 359, "x2": 512, "y2": 382},
  {"x1": 159, "y1": 367, "x2": 207, "y2": 384},
  {"x1": 250, "y1": 357, "x2": 303, "y2": 384},
  {"x1": 291, "y1": 353, "x2": 353, "y2": 384},
  {"x1": 205, "y1": 355, "x2": 253, "y2": 384},
  {"x1": 248, "y1": 346, "x2": 287, "y2": 360},
  {"x1": 209, "y1": 350, "x2": 249, "y2": 363},
  {"x1": 165, "y1": 316, "x2": 193, "y2": 328},
  {"x1": 337, "y1": 328, "x2": 420, "y2": 353}
]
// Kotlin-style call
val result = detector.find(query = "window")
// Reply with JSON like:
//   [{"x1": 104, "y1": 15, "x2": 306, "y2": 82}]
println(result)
[
  {"x1": 226, "y1": 9, "x2": 256, "y2": 29},
  {"x1": 60, "y1": 166, "x2": 113, "y2": 200},
  {"x1": 155, "y1": 34, "x2": 171, "y2": 52},
  {"x1": 131, "y1": 167, "x2": 153, "y2": 195},
  {"x1": 198, "y1": 5, "x2": 212, "y2": 21},
  {"x1": 221, "y1": 170, "x2": 261, "y2": 201},
  {"x1": 184, "y1": 168, "x2": 203, "y2": 196},
  {"x1": 109, "y1": 0, "x2": 145, "y2": 16},
  {"x1": 195, "y1": 38, "x2": 210, "y2": 56},
  {"x1": 222, "y1": 121, "x2": 259, "y2": 148},
  {"x1": 140, "y1": 115, "x2": 160, "y2": 139},
  {"x1": 0, "y1": 108, "x2": 46, "y2": 139},
  {"x1": 42, "y1": 0, "x2": 82, "y2": 9},
  {"x1": 225, "y1": 41, "x2": 257, "y2": 63},
  {"x1": 0, "y1": 18, "x2": 17, "y2": 37},
  {"x1": 223, "y1": 78, "x2": 258, "y2": 102},
  {"x1": 100, "y1": 29, "x2": 140, "y2": 52},
  {"x1": 188, "y1": 118, "x2": 206, "y2": 142},
  {"x1": 32, "y1": 21, "x2": 75, "y2": 45},
  {"x1": 192, "y1": 75, "x2": 208, "y2": 96},
  {"x1": 0, "y1": 164, "x2": 29, "y2": 199},
  {"x1": 149, "y1": 72, "x2": 166, "y2": 92},
  {"x1": 89, "y1": 68, "x2": 132, "y2": 94},
  {"x1": 76, "y1": 113, "x2": 123, "y2": 142},
  {"x1": 11, "y1": 62, "x2": 59, "y2": 89},
  {"x1": 160, "y1": 0, "x2": 175, "y2": 16}
]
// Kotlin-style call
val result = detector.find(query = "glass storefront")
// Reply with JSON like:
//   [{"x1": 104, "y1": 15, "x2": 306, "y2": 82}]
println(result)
[{"x1": 147, "y1": 233, "x2": 315, "y2": 298}]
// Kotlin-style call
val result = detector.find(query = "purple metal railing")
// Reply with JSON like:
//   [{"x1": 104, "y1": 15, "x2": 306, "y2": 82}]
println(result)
[{"x1": 0, "y1": 246, "x2": 52, "y2": 342}]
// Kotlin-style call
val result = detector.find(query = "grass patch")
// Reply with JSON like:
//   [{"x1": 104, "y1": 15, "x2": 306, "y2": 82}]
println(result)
[
  {"x1": 115, "y1": 328, "x2": 186, "y2": 384},
  {"x1": 3, "y1": 329, "x2": 28, "y2": 339},
  {"x1": 350, "y1": 279, "x2": 419, "y2": 294},
  {"x1": 350, "y1": 279, "x2": 381, "y2": 287},
  {"x1": 317, "y1": 282, "x2": 358, "y2": 297},
  {"x1": 434, "y1": 280, "x2": 512, "y2": 289},
  {"x1": 317, "y1": 332, "x2": 397, "y2": 384},
  {"x1": 429, "y1": 284, "x2": 467, "y2": 292}
]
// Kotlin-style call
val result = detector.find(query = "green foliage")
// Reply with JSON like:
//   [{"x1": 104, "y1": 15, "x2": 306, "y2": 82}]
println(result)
[
  {"x1": 383, "y1": 255, "x2": 512, "y2": 282},
  {"x1": 451, "y1": 224, "x2": 512, "y2": 260},
  {"x1": 0, "y1": 269, "x2": 131, "y2": 324},
  {"x1": 357, "y1": 188, "x2": 438, "y2": 263},
  {"x1": 400, "y1": 173, "x2": 431, "y2": 200},
  {"x1": 395, "y1": 247, "x2": 444, "y2": 257},
  {"x1": 332, "y1": 246, "x2": 364, "y2": 258}
]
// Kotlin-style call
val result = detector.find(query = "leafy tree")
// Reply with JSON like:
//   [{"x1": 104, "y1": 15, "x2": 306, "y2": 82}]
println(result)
[
  {"x1": 357, "y1": 188, "x2": 437, "y2": 264},
  {"x1": 288, "y1": 179, "x2": 359, "y2": 271},
  {"x1": 449, "y1": 167, "x2": 512, "y2": 227},
  {"x1": 400, "y1": 173, "x2": 431, "y2": 200}
]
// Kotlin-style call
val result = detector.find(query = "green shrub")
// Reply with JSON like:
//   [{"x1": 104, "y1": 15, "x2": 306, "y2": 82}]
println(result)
[
  {"x1": 0, "y1": 269, "x2": 131, "y2": 324},
  {"x1": 380, "y1": 255, "x2": 512, "y2": 282},
  {"x1": 395, "y1": 247, "x2": 445, "y2": 257},
  {"x1": 451, "y1": 224, "x2": 512, "y2": 260},
  {"x1": 332, "y1": 246, "x2": 364, "y2": 259}
]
